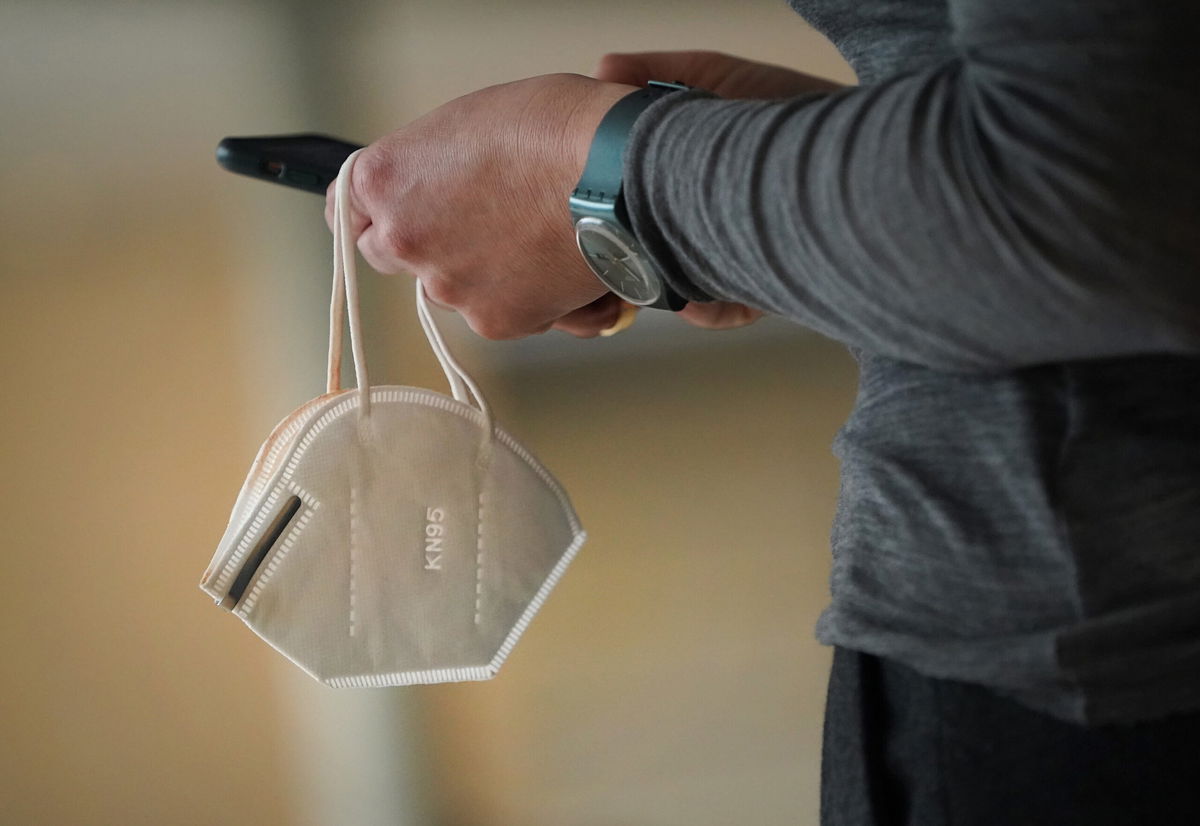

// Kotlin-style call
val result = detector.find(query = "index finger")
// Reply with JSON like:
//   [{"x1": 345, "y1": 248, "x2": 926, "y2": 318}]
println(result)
[{"x1": 323, "y1": 157, "x2": 373, "y2": 238}]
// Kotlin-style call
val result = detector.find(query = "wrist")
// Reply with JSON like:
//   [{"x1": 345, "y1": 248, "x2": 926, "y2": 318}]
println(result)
[
  {"x1": 568, "y1": 80, "x2": 692, "y2": 310},
  {"x1": 563, "y1": 77, "x2": 640, "y2": 180}
]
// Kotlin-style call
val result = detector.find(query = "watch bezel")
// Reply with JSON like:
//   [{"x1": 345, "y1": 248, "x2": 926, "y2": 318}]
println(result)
[{"x1": 573, "y1": 216, "x2": 664, "y2": 306}]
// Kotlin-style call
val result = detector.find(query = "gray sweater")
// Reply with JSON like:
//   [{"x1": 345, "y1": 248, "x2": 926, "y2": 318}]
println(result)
[{"x1": 624, "y1": 0, "x2": 1200, "y2": 724}]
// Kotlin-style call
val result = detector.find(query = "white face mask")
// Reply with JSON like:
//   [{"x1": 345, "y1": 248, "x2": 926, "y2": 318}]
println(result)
[{"x1": 200, "y1": 149, "x2": 586, "y2": 687}]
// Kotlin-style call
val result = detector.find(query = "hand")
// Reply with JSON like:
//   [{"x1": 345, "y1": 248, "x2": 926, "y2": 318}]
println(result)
[
  {"x1": 326, "y1": 74, "x2": 635, "y2": 340},
  {"x1": 578, "y1": 50, "x2": 845, "y2": 333}
]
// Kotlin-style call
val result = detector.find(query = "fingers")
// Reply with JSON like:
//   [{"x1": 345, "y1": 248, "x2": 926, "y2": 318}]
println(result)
[
  {"x1": 322, "y1": 160, "x2": 374, "y2": 246},
  {"x1": 677, "y1": 301, "x2": 764, "y2": 330},
  {"x1": 592, "y1": 52, "x2": 654, "y2": 86},
  {"x1": 553, "y1": 297, "x2": 763, "y2": 337},
  {"x1": 551, "y1": 293, "x2": 626, "y2": 338},
  {"x1": 324, "y1": 151, "x2": 425, "y2": 282},
  {"x1": 593, "y1": 50, "x2": 734, "y2": 90},
  {"x1": 324, "y1": 179, "x2": 337, "y2": 232}
]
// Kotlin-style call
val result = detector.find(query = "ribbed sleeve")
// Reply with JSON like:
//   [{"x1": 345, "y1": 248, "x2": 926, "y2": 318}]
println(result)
[{"x1": 623, "y1": 0, "x2": 1200, "y2": 371}]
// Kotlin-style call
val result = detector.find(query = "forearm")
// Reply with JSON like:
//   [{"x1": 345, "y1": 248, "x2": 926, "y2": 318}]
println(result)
[{"x1": 624, "y1": 2, "x2": 1200, "y2": 371}]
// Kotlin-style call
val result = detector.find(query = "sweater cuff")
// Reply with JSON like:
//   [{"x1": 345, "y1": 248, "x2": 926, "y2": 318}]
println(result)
[{"x1": 623, "y1": 89, "x2": 721, "y2": 304}]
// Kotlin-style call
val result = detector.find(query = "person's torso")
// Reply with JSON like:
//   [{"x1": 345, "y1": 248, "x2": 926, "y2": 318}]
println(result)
[{"x1": 790, "y1": 0, "x2": 1200, "y2": 723}]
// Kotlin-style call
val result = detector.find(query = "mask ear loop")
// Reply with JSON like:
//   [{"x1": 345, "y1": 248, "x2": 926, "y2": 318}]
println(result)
[
  {"x1": 327, "y1": 149, "x2": 371, "y2": 418},
  {"x1": 327, "y1": 164, "x2": 348, "y2": 396},
  {"x1": 327, "y1": 149, "x2": 493, "y2": 446},
  {"x1": 415, "y1": 287, "x2": 468, "y2": 403},
  {"x1": 415, "y1": 283, "x2": 492, "y2": 428},
  {"x1": 416, "y1": 286, "x2": 495, "y2": 468}
]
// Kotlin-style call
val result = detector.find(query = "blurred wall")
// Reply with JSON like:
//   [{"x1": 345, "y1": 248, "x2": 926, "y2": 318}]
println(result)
[
  {"x1": 0, "y1": 3, "x2": 425, "y2": 824},
  {"x1": 0, "y1": 1, "x2": 857, "y2": 825}
]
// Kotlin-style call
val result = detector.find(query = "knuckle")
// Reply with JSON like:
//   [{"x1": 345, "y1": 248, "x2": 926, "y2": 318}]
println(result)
[
  {"x1": 351, "y1": 150, "x2": 390, "y2": 203},
  {"x1": 469, "y1": 312, "x2": 520, "y2": 341},
  {"x1": 378, "y1": 220, "x2": 421, "y2": 262},
  {"x1": 356, "y1": 233, "x2": 392, "y2": 274},
  {"x1": 469, "y1": 317, "x2": 503, "y2": 341},
  {"x1": 323, "y1": 182, "x2": 338, "y2": 229},
  {"x1": 422, "y1": 276, "x2": 463, "y2": 310}
]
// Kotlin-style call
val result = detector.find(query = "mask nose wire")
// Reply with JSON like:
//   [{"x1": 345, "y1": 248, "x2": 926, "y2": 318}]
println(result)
[{"x1": 327, "y1": 149, "x2": 493, "y2": 439}]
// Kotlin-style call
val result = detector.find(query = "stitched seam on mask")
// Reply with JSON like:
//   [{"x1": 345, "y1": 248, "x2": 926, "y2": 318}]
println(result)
[
  {"x1": 287, "y1": 481, "x2": 319, "y2": 509},
  {"x1": 215, "y1": 488, "x2": 281, "y2": 594},
  {"x1": 218, "y1": 397, "x2": 354, "y2": 591},
  {"x1": 216, "y1": 391, "x2": 405, "y2": 594},
  {"x1": 326, "y1": 666, "x2": 495, "y2": 688},
  {"x1": 223, "y1": 394, "x2": 388, "y2": 591},
  {"x1": 271, "y1": 389, "x2": 577, "y2": 543},
  {"x1": 228, "y1": 392, "x2": 445, "y2": 610},
  {"x1": 490, "y1": 529, "x2": 587, "y2": 670},
  {"x1": 366, "y1": 390, "x2": 580, "y2": 538},
  {"x1": 235, "y1": 505, "x2": 314, "y2": 617},
  {"x1": 474, "y1": 487, "x2": 485, "y2": 625},
  {"x1": 491, "y1": 429, "x2": 583, "y2": 535},
  {"x1": 233, "y1": 481, "x2": 321, "y2": 613},
  {"x1": 236, "y1": 395, "x2": 345, "y2": 538},
  {"x1": 215, "y1": 481, "x2": 321, "y2": 594},
  {"x1": 323, "y1": 529, "x2": 588, "y2": 687},
  {"x1": 249, "y1": 411, "x2": 316, "y2": 500},
  {"x1": 284, "y1": 398, "x2": 359, "y2": 475},
  {"x1": 218, "y1": 386, "x2": 580, "y2": 606}
]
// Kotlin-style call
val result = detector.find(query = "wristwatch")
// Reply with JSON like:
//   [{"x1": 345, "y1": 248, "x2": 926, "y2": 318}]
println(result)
[{"x1": 569, "y1": 80, "x2": 689, "y2": 311}]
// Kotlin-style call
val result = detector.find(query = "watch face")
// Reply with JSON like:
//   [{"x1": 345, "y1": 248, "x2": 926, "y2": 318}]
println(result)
[{"x1": 574, "y1": 217, "x2": 663, "y2": 306}]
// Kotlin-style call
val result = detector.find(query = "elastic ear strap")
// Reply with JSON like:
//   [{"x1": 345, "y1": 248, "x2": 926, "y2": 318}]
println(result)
[
  {"x1": 416, "y1": 284, "x2": 468, "y2": 403},
  {"x1": 326, "y1": 148, "x2": 490, "y2": 435},
  {"x1": 328, "y1": 149, "x2": 371, "y2": 415},
  {"x1": 415, "y1": 282, "x2": 492, "y2": 434},
  {"x1": 327, "y1": 178, "x2": 346, "y2": 394}
]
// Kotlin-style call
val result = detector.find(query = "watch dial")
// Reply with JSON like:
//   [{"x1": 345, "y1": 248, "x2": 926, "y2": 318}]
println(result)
[{"x1": 575, "y1": 219, "x2": 663, "y2": 305}]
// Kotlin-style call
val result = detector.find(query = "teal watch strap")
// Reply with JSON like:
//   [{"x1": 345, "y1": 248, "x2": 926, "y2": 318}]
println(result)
[
  {"x1": 569, "y1": 81, "x2": 688, "y2": 310},
  {"x1": 569, "y1": 80, "x2": 687, "y2": 224}
]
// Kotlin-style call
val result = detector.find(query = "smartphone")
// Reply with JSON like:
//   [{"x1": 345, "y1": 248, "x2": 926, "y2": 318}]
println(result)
[{"x1": 216, "y1": 134, "x2": 364, "y2": 195}]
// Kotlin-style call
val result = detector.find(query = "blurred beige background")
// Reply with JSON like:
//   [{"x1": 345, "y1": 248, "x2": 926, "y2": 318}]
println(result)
[{"x1": 0, "y1": 2, "x2": 857, "y2": 824}]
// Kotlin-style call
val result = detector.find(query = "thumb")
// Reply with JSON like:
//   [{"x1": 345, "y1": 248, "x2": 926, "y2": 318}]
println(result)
[{"x1": 677, "y1": 301, "x2": 764, "y2": 330}]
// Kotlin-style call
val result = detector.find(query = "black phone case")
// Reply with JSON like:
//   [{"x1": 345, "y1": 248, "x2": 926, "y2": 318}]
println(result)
[{"x1": 216, "y1": 134, "x2": 364, "y2": 195}]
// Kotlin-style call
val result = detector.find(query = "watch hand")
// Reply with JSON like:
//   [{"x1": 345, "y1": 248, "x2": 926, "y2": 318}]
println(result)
[{"x1": 599, "y1": 260, "x2": 632, "y2": 282}]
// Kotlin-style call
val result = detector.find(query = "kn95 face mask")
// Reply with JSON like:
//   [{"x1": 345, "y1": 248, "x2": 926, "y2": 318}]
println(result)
[{"x1": 199, "y1": 149, "x2": 586, "y2": 686}]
